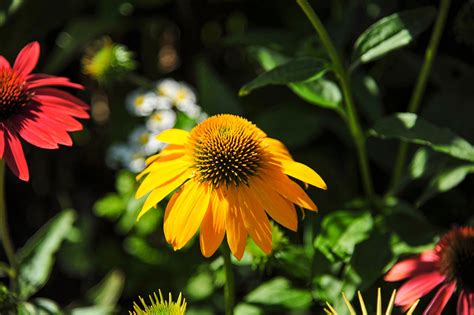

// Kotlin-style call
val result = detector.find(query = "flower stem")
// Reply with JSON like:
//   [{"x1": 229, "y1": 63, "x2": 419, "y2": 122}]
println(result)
[
  {"x1": 221, "y1": 245, "x2": 235, "y2": 315},
  {"x1": 296, "y1": 0, "x2": 375, "y2": 204},
  {"x1": 389, "y1": 0, "x2": 451, "y2": 192},
  {"x1": 0, "y1": 160, "x2": 17, "y2": 288}
]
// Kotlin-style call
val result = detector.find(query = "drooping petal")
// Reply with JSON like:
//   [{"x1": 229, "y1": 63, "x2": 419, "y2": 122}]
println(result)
[
  {"x1": 0, "y1": 56, "x2": 11, "y2": 69},
  {"x1": 137, "y1": 169, "x2": 192, "y2": 220},
  {"x1": 0, "y1": 126, "x2": 5, "y2": 158},
  {"x1": 33, "y1": 96, "x2": 90, "y2": 119},
  {"x1": 34, "y1": 88, "x2": 89, "y2": 109},
  {"x1": 157, "y1": 129, "x2": 190, "y2": 145},
  {"x1": 423, "y1": 282, "x2": 456, "y2": 315},
  {"x1": 395, "y1": 271, "x2": 445, "y2": 306},
  {"x1": 27, "y1": 74, "x2": 83, "y2": 89},
  {"x1": 3, "y1": 128, "x2": 29, "y2": 181},
  {"x1": 200, "y1": 191, "x2": 227, "y2": 257},
  {"x1": 262, "y1": 167, "x2": 317, "y2": 210},
  {"x1": 251, "y1": 176, "x2": 298, "y2": 231},
  {"x1": 10, "y1": 116, "x2": 59, "y2": 149},
  {"x1": 225, "y1": 189, "x2": 248, "y2": 260},
  {"x1": 277, "y1": 159, "x2": 327, "y2": 190},
  {"x1": 238, "y1": 186, "x2": 272, "y2": 254},
  {"x1": 163, "y1": 180, "x2": 211, "y2": 250},
  {"x1": 265, "y1": 137, "x2": 292, "y2": 160},
  {"x1": 136, "y1": 159, "x2": 191, "y2": 198},
  {"x1": 13, "y1": 41, "x2": 40, "y2": 77},
  {"x1": 385, "y1": 256, "x2": 437, "y2": 281}
]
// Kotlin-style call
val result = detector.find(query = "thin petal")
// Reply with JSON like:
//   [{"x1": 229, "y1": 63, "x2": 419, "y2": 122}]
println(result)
[
  {"x1": 10, "y1": 116, "x2": 59, "y2": 149},
  {"x1": 265, "y1": 137, "x2": 292, "y2": 160},
  {"x1": 200, "y1": 192, "x2": 227, "y2": 257},
  {"x1": 225, "y1": 189, "x2": 248, "y2": 260},
  {"x1": 262, "y1": 167, "x2": 317, "y2": 210},
  {"x1": 34, "y1": 88, "x2": 89, "y2": 108},
  {"x1": 0, "y1": 56, "x2": 11, "y2": 69},
  {"x1": 137, "y1": 169, "x2": 192, "y2": 220},
  {"x1": 278, "y1": 159, "x2": 327, "y2": 190},
  {"x1": 27, "y1": 74, "x2": 83, "y2": 89},
  {"x1": 423, "y1": 282, "x2": 456, "y2": 315},
  {"x1": 156, "y1": 129, "x2": 189, "y2": 145},
  {"x1": 163, "y1": 180, "x2": 211, "y2": 250},
  {"x1": 395, "y1": 271, "x2": 445, "y2": 306},
  {"x1": 385, "y1": 256, "x2": 437, "y2": 281},
  {"x1": 0, "y1": 126, "x2": 5, "y2": 158},
  {"x1": 251, "y1": 177, "x2": 298, "y2": 231},
  {"x1": 3, "y1": 128, "x2": 29, "y2": 181},
  {"x1": 13, "y1": 42, "x2": 40, "y2": 77},
  {"x1": 238, "y1": 186, "x2": 272, "y2": 254}
]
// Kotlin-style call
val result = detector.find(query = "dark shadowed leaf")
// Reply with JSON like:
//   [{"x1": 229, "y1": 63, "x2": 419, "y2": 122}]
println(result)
[
  {"x1": 85, "y1": 270, "x2": 125, "y2": 308},
  {"x1": 352, "y1": 7, "x2": 436, "y2": 67},
  {"x1": 239, "y1": 57, "x2": 328, "y2": 96},
  {"x1": 17, "y1": 210, "x2": 76, "y2": 299},
  {"x1": 369, "y1": 113, "x2": 474, "y2": 162}
]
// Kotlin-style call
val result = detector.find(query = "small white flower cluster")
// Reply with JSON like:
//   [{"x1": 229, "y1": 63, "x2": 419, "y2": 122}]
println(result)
[{"x1": 107, "y1": 79, "x2": 207, "y2": 173}]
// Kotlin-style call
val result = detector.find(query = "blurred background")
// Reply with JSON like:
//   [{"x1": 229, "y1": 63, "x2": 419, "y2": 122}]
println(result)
[{"x1": 0, "y1": 0, "x2": 473, "y2": 314}]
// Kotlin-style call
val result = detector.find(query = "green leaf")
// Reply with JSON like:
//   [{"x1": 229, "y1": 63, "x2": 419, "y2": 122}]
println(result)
[
  {"x1": 115, "y1": 170, "x2": 136, "y2": 196},
  {"x1": 314, "y1": 210, "x2": 373, "y2": 262},
  {"x1": 239, "y1": 57, "x2": 328, "y2": 96},
  {"x1": 369, "y1": 113, "x2": 474, "y2": 162},
  {"x1": 85, "y1": 270, "x2": 125, "y2": 308},
  {"x1": 352, "y1": 7, "x2": 437, "y2": 66},
  {"x1": 352, "y1": 72, "x2": 383, "y2": 122},
  {"x1": 0, "y1": 0, "x2": 24, "y2": 27},
  {"x1": 417, "y1": 164, "x2": 474, "y2": 206},
  {"x1": 195, "y1": 58, "x2": 242, "y2": 115},
  {"x1": 17, "y1": 210, "x2": 76, "y2": 299},
  {"x1": 245, "y1": 277, "x2": 312, "y2": 310},
  {"x1": 93, "y1": 194, "x2": 125, "y2": 220}
]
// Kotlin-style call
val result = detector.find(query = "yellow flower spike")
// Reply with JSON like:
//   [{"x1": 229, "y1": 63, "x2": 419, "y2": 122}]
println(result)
[
  {"x1": 324, "y1": 289, "x2": 418, "y2": 315},
  {"x1": 129, "y1": 290, "x2": 186, "y2": 315},
  {"x1": 135, "y1": 114, "x2": 326, "y2": 259}
]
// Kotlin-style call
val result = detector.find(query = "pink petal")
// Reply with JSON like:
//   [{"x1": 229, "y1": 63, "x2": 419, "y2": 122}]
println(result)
[
  {"x1": 33, "y1": 95, "x2": 90, "y2": 119},
  {"x1": 385, "y1": 257, "x2": 437, "y2": 281},
  {"x1": 457, "y1": 291, "x2": 470, "y2": 315},
  {"x1": 3, "y1": 128, "x2": 29, "y2": 181},
  {"x1": 395, "y1": 271, "x2": 445, "y2": 306},
  {"x1": 13, "y1": 42, "x2": 40, "y2": 77},
  {"x1": 0, "y1": 56, "x2": 11, "y2": 70},
  {"x1": 423, "y1": 282, "x2": 456, "y2": 315},
  {"x1": 9, "y1": 117, "x2": 58, "y2": 149},
  {"x1": 27, "y1": 74, "x2": 83, "y2": 90},
  {"x1": 34, "y1": 108, "x2": 84, "y2": 131},
  {"x1": 469, "y1": 293, "x2": 474, "y2": 314},
  {"x1": 34, "y1": 88, "x2": 89, "y2": 109},
  {"x1": 0, "y1": 126, "x2": 4, "y2": 159}
]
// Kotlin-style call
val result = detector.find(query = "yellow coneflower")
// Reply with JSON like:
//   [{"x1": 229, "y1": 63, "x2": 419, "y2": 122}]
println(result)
[
  {"x1": 129, "y1": 290, "x2": 186, "y2": 315},
  {"x1": 135, "y1": 114, "x2": 326, "y2": 259},
  {"x1": 324, "y1": 288, "x2": 419, "y2": 315}
]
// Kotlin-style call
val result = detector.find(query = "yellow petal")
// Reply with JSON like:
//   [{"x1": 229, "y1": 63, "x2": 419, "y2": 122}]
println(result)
[
  {"x1": 238, "y1": 186, "x2": 272, "y2": 254},
  {"x1": 137, "y1": 170, "x2": 191, "y2": 220},
  {"x1": 251, "y1": 177, "x2": 298, "y2": 231},
  {"x1": 164, "y1": 180, "x2": 211, "y2": 250},
  {"x1": 278, "y1": 159, "x2": 327, "y2": 190},
  {"x1": 136, "y1": 159, "x2": 191, "y2": 198},
  {"x1": 262, "y1": 167, "x2": 317, "y2": 211},
  {"x1": 225, "y1": 188, "x2": 247, "y2": 260},
  {"x1": 156, "y1": 129, "x2": 190, "y2": 145},
  {"x1": 199, "y1": 191, "x2": 227, "y2": 257},
  {"x1": 265, "y1": 137, "x2": 292, "y2": 160}
]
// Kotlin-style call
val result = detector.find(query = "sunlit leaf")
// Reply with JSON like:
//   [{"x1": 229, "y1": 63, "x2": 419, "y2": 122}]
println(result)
[
  {"x1": 369, "y1": 113, "x2": 474, "y2": 162},
  {"x1": 86, "y1": 270, "x2": 125, "y2": 308},
  {"x1": 352, "y1": 7, "x2": 436, "y2": 66},
  {"x1": 239, "y1": 57, "x2": 328, "y2": 96},
  {"x1": 17, "y1": 210, "x2": 76, "y2": 299}
]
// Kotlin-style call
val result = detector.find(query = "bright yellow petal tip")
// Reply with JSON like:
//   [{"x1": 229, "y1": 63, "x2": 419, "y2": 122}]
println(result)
[{"x1": 129, "y1": 290, "x2": 187, "y2": 315}]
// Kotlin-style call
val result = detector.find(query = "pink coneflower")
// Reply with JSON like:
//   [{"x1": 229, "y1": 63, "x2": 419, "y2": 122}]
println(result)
[
  {"x1": 0, "y1": 41, "x2": 89, "y2": 181},
  {"x1": 385, "y1": 226, "x2": 474, "y2": 315}
]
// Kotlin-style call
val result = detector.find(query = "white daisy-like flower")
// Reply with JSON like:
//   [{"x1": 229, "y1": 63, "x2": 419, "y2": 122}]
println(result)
[
  {"x1": 126, "y1": 90, "x2": 171, "y2": 117},
  {"x1": 146, "y1": 109, "x2": 177, "y2": 132},
  {"x1": 176, "y1": 100, "x2": 201, "y2": 119},
  {"x1": 129, "y1": 127, "x2": 165, "y2": 156},
  {"x1": 106, "y1": 143, "x2": 133, "y2": 169},
  {"x1": 128, "y1": 154, "x2": 146, "y2": 173},
  {"x1": 156, "y1": 79, "x2": 197, "y2": 107}
]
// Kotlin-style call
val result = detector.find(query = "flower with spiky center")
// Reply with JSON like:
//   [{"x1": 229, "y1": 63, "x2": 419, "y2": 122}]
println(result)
[
  {"x1": 324, "y1": 289, "x2": 419, "y2": 315},
  {"x1": 135, "y1": 114, "x2": 326, "y2": 259},
  {"x1": 0, "y1": 42, "x2": 89, "y2": 181},
  {"x1": 385, "y1": 226, "x2": 474, "y2": 315},
  {"x1": 129, "y1": 290, "x2": 186, "y2": 315}
]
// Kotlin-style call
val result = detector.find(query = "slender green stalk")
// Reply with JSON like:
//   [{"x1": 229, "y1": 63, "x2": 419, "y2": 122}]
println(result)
[
  {"x1": 296, "y1": 0, "x2": 375, "y2": 203},
  {"x1": 222, "y1": 245, "x2": 235, "y2": 315},
  {"x1": 390, "y1": 0, "x2": 451, "y2": 191},
  {"x1": 0, "y1": 161, "x2": 17, "y2": 288}
]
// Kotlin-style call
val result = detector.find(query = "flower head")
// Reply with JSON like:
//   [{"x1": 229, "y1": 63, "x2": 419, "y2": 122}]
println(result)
[
  {"x1": 129, "y1": 290, "x2": 186, "y2": 315},
  {"x1": 146, "y1": 109, "x2": 177, "y2": 132},
  {"x1": 324, "y1": 289, "x2": 419, "y2": 315},
  {"x1": 385, "y1": 226, "x2": 474, "y2": 315},
  {"x1": 126, "y1": 90, "x2": 171, "y2": 117},
  {"x1": 135, "y1": 114, "x2": 326, "y2": 259},
  {"x1": 0, "y1": 42, "x2": 89, "y2": 181}
]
